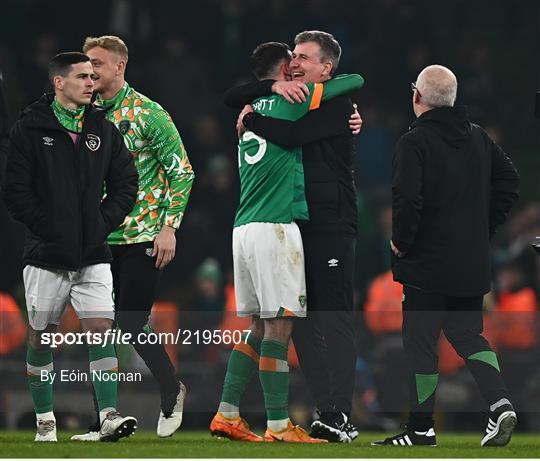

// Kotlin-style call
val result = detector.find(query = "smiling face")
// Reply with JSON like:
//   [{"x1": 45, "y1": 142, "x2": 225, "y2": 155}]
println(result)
[
  {"x1": 86, "y1": 46, "x2": 125, "y2": 97},
  {"x1": 54, "y1": 61, "x2": 94, "y2": 107},
  {"x1": 289, "y1": 41, "x2": 333, "y2": 83}
]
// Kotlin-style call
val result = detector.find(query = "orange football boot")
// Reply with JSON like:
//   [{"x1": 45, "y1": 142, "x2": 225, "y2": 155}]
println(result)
[
  {"x1": 264, "y1": 421, "x2": 328, "y2": 443},
  {"x1": 210, "y1": 412, "x2": 263, "y2": 442}
]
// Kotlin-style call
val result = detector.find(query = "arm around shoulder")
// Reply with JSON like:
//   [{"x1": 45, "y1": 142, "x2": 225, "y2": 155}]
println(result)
[
  {"x1": 223, "y1": 80, "x2": 275, "y2": 108},
  {"x1": 244, "y1": 96, "x2": 353, "y2": 148}
]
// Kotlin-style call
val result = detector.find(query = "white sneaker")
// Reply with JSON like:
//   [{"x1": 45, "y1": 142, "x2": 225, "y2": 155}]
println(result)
[
  {"x1": 157, "y1": 382, "x2": 187, "y2": 437},
  {"x1": 99, "y1": 411, "x2": 137, "y2": 442},
  {"x1": 70, "y1": 430, "x2": 100, "y2": 442},
  {"x1": 35, "y1": 420, "x2": 57, "y2": 442}
]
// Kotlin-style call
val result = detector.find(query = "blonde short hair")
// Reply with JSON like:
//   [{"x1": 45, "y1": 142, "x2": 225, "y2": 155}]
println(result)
[{"x1": 83, "y1": 35, "x2": 129, "y2": 62}]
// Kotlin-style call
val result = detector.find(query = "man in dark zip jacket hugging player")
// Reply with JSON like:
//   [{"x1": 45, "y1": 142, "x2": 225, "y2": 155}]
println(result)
[{"x1": 4, "y1": 52, "x2": 138, "y2": 443}]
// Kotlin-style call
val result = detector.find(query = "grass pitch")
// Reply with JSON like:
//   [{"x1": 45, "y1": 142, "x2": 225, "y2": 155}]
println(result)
[{"x1": 0, "y1": 431, "x2": 538, "y2": 458}]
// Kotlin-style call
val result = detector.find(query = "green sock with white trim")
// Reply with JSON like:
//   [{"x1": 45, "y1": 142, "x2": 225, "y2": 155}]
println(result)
[
  {"x1": 88, "y1": 343, "x2": 118, "y2": 411},
  {"x1": 259, "y1": 339, "x2": 289, "y2": 431},
  {"x1": 26, "y1": 345, "x2": 54, "y2": 416},
  {"x1": 219, "y1": 332, "x2": 261, "y2": 418}
]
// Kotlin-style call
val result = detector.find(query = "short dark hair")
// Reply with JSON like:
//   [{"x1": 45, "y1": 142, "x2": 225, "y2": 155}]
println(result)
[
  {"x1": 294, "y1": 30, "x2": 341, "y2": 75},
  {"x1": 48, "y1": 52, "x2": 91, "y2": 83},
  {"x1": 251, "y1": 42, "x2": 291, "y2": 80}
]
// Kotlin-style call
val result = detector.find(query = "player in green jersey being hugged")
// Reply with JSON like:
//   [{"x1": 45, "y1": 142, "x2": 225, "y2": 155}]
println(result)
[
  {"x1": 71, "y1": 36, "x2": 194, "y2": 441},
  {"x1": 209, "y1": 42, "x2": 362, "y2": 443}
]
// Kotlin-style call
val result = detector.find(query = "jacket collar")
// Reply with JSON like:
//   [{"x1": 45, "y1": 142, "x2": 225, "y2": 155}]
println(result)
[{"x1": 95, "y1": 82, "x2": 131, "y2": 112}]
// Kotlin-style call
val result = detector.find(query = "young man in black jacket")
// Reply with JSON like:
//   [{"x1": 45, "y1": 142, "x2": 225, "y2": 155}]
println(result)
[
  {"x1": 234, "y1": 30, "x2": 361, "y2": 442},
  {"x1": 372, "y1": 65, "x2": 520, "y2": 447},
  {"x1": 4, "y1": 52, "x2": 138, "y2": 442}
]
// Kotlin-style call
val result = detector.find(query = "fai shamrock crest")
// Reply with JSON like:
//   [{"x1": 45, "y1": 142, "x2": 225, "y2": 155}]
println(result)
[
  {"x1": 118, "y1": 120, "x2": 130, "y2": 135},
  {"x1": 298, "y1": 295, "x2": 307, "y2": 308},
  {"x1": 85, "y1": 133, "x2": 101, "y2": 151}
]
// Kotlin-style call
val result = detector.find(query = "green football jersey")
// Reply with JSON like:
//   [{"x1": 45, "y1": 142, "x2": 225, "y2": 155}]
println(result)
[
  {"x1": 234, "y1": 74, "x2": 364, "y2": 227},
  {"x1": 96, "y1": 83, "x2": 194, "y2": 245}
]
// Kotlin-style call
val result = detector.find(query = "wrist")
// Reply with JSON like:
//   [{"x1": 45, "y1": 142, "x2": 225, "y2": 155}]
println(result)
[{"x1": 161, "y1": 225, "x2": 176, "y2": 234}]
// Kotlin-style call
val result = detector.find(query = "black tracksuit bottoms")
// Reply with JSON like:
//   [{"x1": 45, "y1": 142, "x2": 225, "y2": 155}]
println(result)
[
  {"x1": 402, "y1": 285, "x2": 509, "y2": 431},
  {"x1": 292, "y1": 232, "x2": 357, "y2": 416}
]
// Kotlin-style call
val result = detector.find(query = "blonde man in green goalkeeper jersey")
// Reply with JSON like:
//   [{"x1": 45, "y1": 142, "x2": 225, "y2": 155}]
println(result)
[
  {"x1": 209, "y1": 42, "x2": 363, "y2": 443},
  {"x1": 71, "y1": 35, "x2": 194, "y2": 441}
]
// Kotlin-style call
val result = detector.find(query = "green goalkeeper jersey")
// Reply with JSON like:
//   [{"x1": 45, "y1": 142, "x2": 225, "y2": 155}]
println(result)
[
  {"x1": 234, "y1": 74, "x2": 364, "y2": 227},
  {"x1": 96, "y1": 83, "x2": 194, "y2": 245}
]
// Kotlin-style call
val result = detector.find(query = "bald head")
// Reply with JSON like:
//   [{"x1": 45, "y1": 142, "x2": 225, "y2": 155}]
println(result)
[{"x1": 415, "y1": 65, "x2": 457, "y2": 109}]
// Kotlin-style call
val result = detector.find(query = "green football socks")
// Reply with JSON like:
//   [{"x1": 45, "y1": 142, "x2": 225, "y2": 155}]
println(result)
[
  {"x1": 219, "y1": 332, "x2": 261, "y2": 418},
  {"x1": 88, "y1": 343, "x2": 118, "y2": 411},
  {"x1": 26, "y1": 345, "x2": 54, "y2": 415},
  {"x1": 259, "y1": 339, "x2": 289, "y2": 428}
]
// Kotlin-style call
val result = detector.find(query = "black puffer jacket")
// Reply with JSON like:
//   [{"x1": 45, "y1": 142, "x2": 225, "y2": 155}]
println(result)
[{"x1": 4, "y1": 94, "x2": 138, "y2": 271}]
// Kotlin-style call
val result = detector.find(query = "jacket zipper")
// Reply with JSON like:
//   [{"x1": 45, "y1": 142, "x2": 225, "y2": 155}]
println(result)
[{"x1": 68, "y1": 127, "x2": 85, "y2": 270}]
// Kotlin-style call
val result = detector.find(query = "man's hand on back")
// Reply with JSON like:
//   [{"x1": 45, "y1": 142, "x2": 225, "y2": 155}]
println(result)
[
  {"x1": 271, "y1": 80, "x2": 310, "y2": 104},
  {"x1": 349, "y1": 103, "x2": 363, "y2": 135},
  {"x1": 236, "y1": 104, "x2": 253, "y2": 137}
]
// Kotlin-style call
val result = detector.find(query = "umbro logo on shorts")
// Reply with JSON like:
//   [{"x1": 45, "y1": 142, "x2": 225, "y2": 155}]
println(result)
[{"x1": 328, "y1": 258, "x2": 339, "y2": 267}]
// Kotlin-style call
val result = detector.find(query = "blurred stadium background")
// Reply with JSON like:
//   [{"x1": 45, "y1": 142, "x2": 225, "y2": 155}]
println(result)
[{"x1": 0, "y1": 0, "x2": 539, "y2": 434}]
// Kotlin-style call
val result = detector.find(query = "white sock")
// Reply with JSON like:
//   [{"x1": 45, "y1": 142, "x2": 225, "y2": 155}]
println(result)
[
  {"x1": 99, "y1": 407, "x2": 116, "y2": 424},
  {"x1": 36, "y1": 411, "x2": 55, "y2": 424},
  {"x1": 267, "y1": 418, "x2": 289, "y2": 432},
  {"x1": 490, "y1": 398, "x2": 511, "y2": 412},
  {"x1": 218, "y1": 402, "x2": 239, "y2": 419}
]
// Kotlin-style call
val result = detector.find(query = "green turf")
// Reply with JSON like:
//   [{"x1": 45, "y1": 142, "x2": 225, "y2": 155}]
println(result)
[{"x1": 0, "y1": 431, "x2": 538, "y2": 458}]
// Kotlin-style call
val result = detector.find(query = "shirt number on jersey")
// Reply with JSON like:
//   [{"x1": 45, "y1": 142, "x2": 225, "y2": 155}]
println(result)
[{"x1": 238, "y1": 131, "x2": 267, "y2": 167}]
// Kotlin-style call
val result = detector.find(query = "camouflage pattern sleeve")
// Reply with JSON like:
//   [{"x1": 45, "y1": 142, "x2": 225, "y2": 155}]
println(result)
[{"x1": 144, "y1": 108, "x2": 195, "y2": 230}]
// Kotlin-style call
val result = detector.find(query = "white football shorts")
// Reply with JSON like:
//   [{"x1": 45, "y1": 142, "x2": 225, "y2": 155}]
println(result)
[
  {"x1": 23, "y1": 263, "x2": 115, "y2": 331},
  {"x1": 232, "y1": 222, "x2": 307, "y2": 319}
]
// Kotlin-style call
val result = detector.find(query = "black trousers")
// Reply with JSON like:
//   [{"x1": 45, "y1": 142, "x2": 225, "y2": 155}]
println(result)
[
  {"x1": 92, "y1": 242, "x2": 177, "y2": 418},
  {"x1": 292, "y1": 232, "x2": 357, "y2": 415},
  {"x1": 402, "y1": 285, "x2": 509, "y2": 430},
  {"x1": 111, "y1": 242, "x2": 177, "y2": 393}
]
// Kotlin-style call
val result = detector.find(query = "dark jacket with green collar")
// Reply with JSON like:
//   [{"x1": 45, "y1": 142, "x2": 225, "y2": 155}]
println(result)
[{"x1": 4, "y1": 93, "x2": 138, "y2": 271}]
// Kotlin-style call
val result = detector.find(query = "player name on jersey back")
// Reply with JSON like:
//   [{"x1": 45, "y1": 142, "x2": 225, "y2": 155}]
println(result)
[{"x1": 234, "y1": 93, "x2": 308, "y2": 227}]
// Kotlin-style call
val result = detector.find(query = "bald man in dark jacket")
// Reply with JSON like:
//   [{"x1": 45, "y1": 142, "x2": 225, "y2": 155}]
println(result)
[{"x1": 373, "y1": 65, "x2": 519, "y2": 448}]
